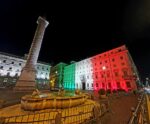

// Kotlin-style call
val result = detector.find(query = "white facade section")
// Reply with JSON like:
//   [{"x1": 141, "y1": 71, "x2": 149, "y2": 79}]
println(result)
[
  {"x1": 75, "y1": 58, "x2": 93, "y2": 90},
  {"x1": 0, "y1": 52, "x2": 50, "y2": 80}
]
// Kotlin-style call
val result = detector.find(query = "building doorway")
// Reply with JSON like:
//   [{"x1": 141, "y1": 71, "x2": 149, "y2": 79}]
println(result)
[{"x1": 82, "y1": 82, "x2": 85, "y2": 90}]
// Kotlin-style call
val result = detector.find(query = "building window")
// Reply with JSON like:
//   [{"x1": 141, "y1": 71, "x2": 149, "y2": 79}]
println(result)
[
  {"x1": 3, "y1": 60, "x2": 6, "y2": 63},
  {"x1": 95, "y1": 75, "x2": 98, "y2": 79},
  {"x1": 102, "y1": 83, "x2": 105, "y2": 87},
  {"x1": 105, "y1": 60, "x2": 107, "y2": 63},
  {"x1": 112, "y1": 58, "x2": 115, "y2": 62},
  {"x1": 19, "y1": 63, "x2": 21, "y2": 66},
  {"x1": 92, "y1": 83, "x2": 93, "y2": 87},
  {"x1": 7, "y1": 72, "x2": 10, "y2": 76},
  {"x1": 100, "y1": 62, "x2": 102, "y2": 65},
  {"x1": 0, "y1": 66, "x2": 3, "y2": 69},
  {"x1": 120, "y1": 56, "x2": 123, "y2": 60},
  {"x1": 123, "y1": 70, "x2": 128, "y2": 76},
  {"x1": 11, "y1": 62, "x2": 14, "y2": 64},
  {"x1": 115, "y1": 72, "x2": 119, "y2": 77},
  {"x1": 87, "y1": 76, "x2": 89, "y2": 79},
  {"x1": 116, "y1": 82, "x2": 121, "y2": 88},
  {"x1": 15, "y1": 73, "x2": 18, "y2": 77},
  {"x1": 108, "y1": 82, "x2": 111, "y2": 88},
  {"x1": 121, "y1": 62, "x2": 125, "y2": 66},
  {"x1": 114, "y1": 64, "x2": 116, "y2": 67},
  {"x1": 4, "y1": 78, "x2": 8, "y2": 82},
  {"x1": 9, "y1": 67, "x2": 12, "y2": 70},
  {"x1": 118, "y1": 49, "x2": 121, "y2": 52},
  {"x1": 96, "y1": 83, "x2": 98, "y2": 87},
  {"x1": 126, "y1": 82, "x2": 131, "y2": 88},
  {"x1": 107, "y1": 72, "x2": 110, "y2": 77},
  {"x1": 87, "y1": 83, "x2": 89, "y2": 87}
]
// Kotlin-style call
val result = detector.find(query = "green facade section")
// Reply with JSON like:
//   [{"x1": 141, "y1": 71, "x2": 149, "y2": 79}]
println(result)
[
  {"x1": 63, "y1": 63, "x2": 75, "y2": 89},
  {"x1": 50, "y1": 62, "x2": 67, "y2": 89}
]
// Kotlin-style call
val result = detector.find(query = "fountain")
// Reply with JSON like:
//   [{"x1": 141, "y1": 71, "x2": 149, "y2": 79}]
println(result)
[{"x1": 21, "y1": 89, "x2": 88, "y2": 110}]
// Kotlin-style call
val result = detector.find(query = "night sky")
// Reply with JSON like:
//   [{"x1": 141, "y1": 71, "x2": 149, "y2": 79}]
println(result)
[{"x1": 0, "y1": 0, "x2": 150, "y2": 79}]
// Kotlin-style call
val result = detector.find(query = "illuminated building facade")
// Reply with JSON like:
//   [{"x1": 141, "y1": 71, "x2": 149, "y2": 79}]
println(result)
[
  {"x1": 49, "y1": 62, "x2": 67, "y2": 89},
  {"x1": 63, "y1": 62, "x2": 75, "y2": 89},
  {"x1": 0, "y1": 52, "x2": 50, "y2": 89},
  {"x1": 63, "y1": 45, "x2": 139, "y2": 91}
]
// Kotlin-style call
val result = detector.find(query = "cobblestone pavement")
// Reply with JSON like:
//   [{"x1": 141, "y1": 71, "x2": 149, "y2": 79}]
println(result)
[{"x1": 99, "y1": 93, "x2": 138, "y2": 124}]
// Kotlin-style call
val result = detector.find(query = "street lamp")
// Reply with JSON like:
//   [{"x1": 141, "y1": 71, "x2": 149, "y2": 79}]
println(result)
[{"x1": 102, "y1": 66, "x2": 107, "y2": 90}]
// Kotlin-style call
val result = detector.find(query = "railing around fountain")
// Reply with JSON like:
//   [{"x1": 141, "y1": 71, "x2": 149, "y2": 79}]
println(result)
[
  {"x1": 128, "y1": 93, "x2": 149, "y2": 124},
  {"x1": 1, "y1": 103, "x2": 103, "y2": 124}
]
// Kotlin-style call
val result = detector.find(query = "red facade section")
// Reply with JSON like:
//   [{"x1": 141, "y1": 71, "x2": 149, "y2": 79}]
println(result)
[{"x1": 91, "y1": 45, "x2": 137, "y2": 91}]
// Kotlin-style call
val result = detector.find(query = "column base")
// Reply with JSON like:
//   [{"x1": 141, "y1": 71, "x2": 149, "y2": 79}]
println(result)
[{"x1": 14, "y1": 80, "x2": 36, "y2": 92}]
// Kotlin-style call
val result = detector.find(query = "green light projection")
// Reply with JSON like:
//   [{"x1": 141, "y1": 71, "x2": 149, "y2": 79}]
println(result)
[{"x1": 63, "y1": 63, "x2": 75, "y2": 89}]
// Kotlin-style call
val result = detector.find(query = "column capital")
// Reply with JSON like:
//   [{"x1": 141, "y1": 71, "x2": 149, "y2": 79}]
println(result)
[{"x1": 37, "y1": 16, "x2": 49, "y2": 27}]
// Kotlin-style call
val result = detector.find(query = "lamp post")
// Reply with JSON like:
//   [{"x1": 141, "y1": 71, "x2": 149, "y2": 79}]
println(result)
[{"x1": 102, "y1": 66, "x2": 107, "y2": 90}]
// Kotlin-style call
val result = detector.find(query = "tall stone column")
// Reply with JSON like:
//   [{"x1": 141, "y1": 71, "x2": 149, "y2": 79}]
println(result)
[{"x1": 14, "y1": 16, "x2": 49, "y2": 91}]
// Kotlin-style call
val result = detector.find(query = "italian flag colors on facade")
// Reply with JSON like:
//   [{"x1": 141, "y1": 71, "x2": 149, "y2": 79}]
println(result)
[{"x1": 58, "y1": 45, "x2": 138, "y2": 91}]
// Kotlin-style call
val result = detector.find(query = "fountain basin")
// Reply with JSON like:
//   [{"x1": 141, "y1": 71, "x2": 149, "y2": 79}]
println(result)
[{"x1": 21, "y1": 94, "x2": 88, "y2": 110}]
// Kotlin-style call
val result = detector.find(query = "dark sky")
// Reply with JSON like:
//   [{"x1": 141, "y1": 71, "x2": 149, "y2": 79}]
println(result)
[{"x1": 0, "y1": 0, "x2": 150, "y2": 79}]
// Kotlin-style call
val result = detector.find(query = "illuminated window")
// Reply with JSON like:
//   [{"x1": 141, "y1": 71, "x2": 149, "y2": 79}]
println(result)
[
  {"x1": 115, "y1": 72, "x2": 119, "y2": 77},
  {"x1": 108, "y1": 82, "x2": 111, "y2": 88},
  {"x1": 126, "y1": 82, "x2": 131, "y2": 88},
  {"x1": 107, "y1": 72, "x2": 110, "y2": 77},
  {"x1": 4, "y1": 78, "x2": 8, "y2": 82},
  {"x1": 116, "y1": 82, "x2": 121, "y2": 88},
  {"x1": 7, "y1": 72, "x2": 10, "y2": 76},
  {"x1": 95, "y1": 75, "x2": 98, "y2": 79},
  {"x1": 121, "y1": 63, "x2": 125, "y2": 66},
  {"x1": 118, "y1": 49, "x2": 121, "y2": 52},
  {"x1": 123, "y1": 70, "x2": 128, "y2": 76},
  {"x1": 87, "y1": 76, "x2": 89, "y2": 79},
  {"x1": 114, "y1": 64, "x2": 116, "y2": 67},
  {"x1": 120, "y1": 56, "x2": 123, "y2": 60},
  {"x1": 15, "y1": 73, "x2": 18, "y2": 77},
  {"x1": 3, "y1": 60, "x2": 6, "y2": 63},
  {"x1": 102, "y1": 83, "x2": 105, "y2": 87}
]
